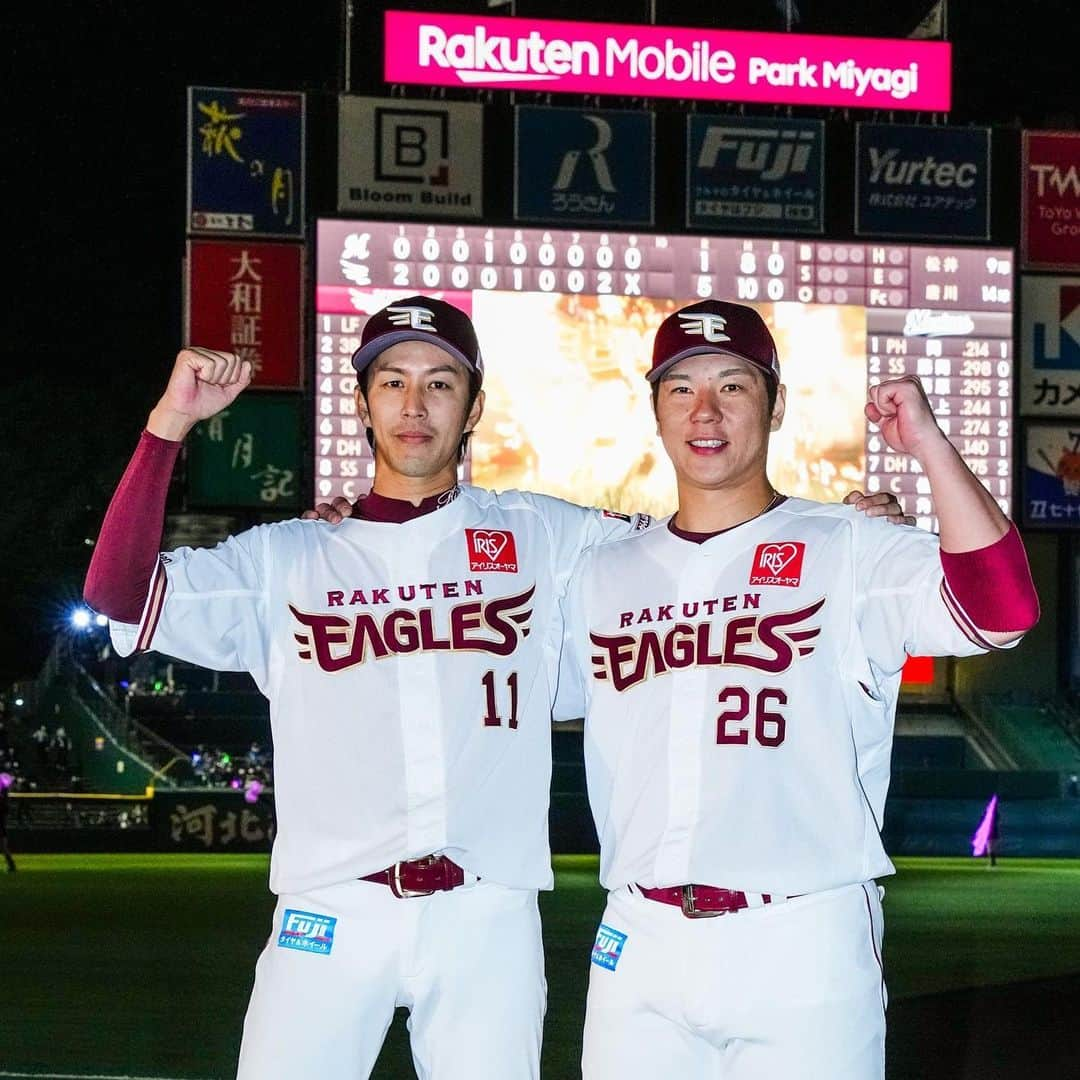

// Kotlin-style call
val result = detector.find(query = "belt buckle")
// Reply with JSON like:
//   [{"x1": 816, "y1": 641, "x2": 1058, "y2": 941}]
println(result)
[
  {"x1": 391, "y1": 857, "x2": 437, "y2": 898},
  {"x1": 680, "y1": 884, "x2": 723, "y2": 919}
]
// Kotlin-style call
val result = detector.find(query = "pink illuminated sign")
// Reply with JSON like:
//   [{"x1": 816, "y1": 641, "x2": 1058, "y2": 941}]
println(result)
[{"x1": 384, "y1": 11, "x2": 951, "y2": 111}]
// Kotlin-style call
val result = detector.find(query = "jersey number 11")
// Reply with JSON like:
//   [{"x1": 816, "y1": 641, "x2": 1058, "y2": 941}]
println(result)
[{"x1": 482, "y1": 671, "x2": 519, "y2": 729}]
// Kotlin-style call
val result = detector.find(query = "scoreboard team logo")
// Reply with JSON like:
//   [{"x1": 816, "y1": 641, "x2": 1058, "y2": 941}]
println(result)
[
  {"x1": 749, "y1": 542, "x2": 805, "y2": 587},
  {"x1": 466, "y1": 529, "x2": 519, "y2": 572}
]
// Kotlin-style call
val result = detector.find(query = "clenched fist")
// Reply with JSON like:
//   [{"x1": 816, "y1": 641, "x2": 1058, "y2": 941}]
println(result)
[
  {"x1": 865, "y1": 375, "x2": 947, "y2": 462},
  {"x1": 147, "y1": 347, "x2": 253, "y2": 441}
]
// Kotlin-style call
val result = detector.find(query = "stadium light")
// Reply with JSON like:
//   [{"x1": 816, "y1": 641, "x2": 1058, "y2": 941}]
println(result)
[
  {"x1": 71, "y1": 607, "x2": 92, "y2": 630},
  {"x1": 95, "y1": 613, "x2": 109, "y2": 627}
]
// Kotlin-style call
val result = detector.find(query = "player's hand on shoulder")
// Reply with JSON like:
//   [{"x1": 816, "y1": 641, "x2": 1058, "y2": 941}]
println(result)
[
  {"x1": 300, "y1": 496, "x2": 354, "y2": 524},
  {"x1": 843, "y1": 490, "x2": 916, "y2": 527},
  {"x1": 865, "y1": 375, "x2": 945, "y2": 460},
  {"x1": 148, "y1": 347, "x2": 253, "y2": 440}
]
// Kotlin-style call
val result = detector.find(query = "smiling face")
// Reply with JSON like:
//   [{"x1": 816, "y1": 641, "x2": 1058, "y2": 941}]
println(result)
[
  {"x1": 355, "y1": 340, "x2": 484, "y2": 493},
  {"x1": 654, "y1": 352, "x2": 785, "y2": 497}
]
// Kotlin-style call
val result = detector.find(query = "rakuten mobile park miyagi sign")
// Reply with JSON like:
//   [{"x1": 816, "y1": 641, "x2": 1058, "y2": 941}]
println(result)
[{"x1": 384, "y1": 10, "x2": 951, "y2": 112}]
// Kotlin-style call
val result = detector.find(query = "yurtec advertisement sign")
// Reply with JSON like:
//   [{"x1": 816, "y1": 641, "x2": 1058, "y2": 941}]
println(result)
[{"x1": 384, "y1": 10, "x2": 951, "y2": 111}]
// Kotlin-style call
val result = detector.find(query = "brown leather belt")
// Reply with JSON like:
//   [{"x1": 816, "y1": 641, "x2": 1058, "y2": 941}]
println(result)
[
  {"x1": 637, "y1": 884, "x2": 788, "y2": 919},
  {"x1": 362, "y1": 855, "x2": 468, "y2": 898}
]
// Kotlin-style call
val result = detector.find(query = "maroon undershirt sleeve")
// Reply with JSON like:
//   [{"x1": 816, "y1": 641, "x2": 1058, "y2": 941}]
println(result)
[
  {"x1": 83, "y1": 430, "x2": 182, "y2": 623},
  {"x1": 939, "y1": 523, "x2": 1040, "y2": 634}
]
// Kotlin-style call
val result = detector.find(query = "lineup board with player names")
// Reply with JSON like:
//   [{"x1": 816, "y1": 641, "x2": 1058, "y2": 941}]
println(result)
[{"x1": 314, "y1": 219, "x2": 1014, "y2": 531}]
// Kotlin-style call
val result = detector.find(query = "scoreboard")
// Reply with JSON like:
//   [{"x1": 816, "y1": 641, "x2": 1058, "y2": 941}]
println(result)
[{"x1": 314, "y1": 218, "x2": 1014, "y2": 529}]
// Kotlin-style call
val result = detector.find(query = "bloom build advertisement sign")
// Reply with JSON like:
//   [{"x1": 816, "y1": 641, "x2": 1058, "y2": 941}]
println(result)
[{"x1": 384, "y1": 10, "x2": 950, "y2": 111}]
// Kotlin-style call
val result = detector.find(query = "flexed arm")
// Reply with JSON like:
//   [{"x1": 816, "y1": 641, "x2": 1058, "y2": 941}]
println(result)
[
  {"x1": 84, "y1": 349, "x2": 251, "y2": 621},
  {"x1": 866, "y1": 375, "x2": 1038, "y2": 644}
]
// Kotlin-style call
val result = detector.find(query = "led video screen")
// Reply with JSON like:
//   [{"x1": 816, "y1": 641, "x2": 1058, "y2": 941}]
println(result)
[{"x1": 315, "y1": 219, "x2": 1014, "y2": 533}]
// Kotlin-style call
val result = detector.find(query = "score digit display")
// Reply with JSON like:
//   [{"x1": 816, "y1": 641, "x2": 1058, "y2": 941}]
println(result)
[{"x1": 314, "y1": 219, "x2": 1014, "y2": 531}]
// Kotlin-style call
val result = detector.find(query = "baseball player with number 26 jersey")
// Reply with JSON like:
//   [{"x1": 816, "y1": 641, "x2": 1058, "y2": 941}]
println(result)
[{"x1": 558, "y1": 300, "x2": 1039, "y2": 1079}]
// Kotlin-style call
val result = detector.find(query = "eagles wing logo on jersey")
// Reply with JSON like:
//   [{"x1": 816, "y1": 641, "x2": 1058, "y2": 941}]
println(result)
[
  {"x1": 589, "y1": 597, "x2": 825, "y2": 692},
  {"x1": 291, "y1": 586, "x2": 535, "y2": 672}
]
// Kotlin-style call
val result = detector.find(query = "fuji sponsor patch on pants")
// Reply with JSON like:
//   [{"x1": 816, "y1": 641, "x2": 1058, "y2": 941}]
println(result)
[
  {"x1": 278, "y1": 909, "x2": 337, "y2": 955},
  {"x1": 591, "y1": 923, "x2": 627, "y2": 971}
]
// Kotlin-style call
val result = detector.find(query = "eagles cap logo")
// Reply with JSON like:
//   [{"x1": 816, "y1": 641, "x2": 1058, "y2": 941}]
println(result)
[
  {"x1": 351, "y1": 295, "x2": 484, "y2": 384},
  {"x1": 647, "y1": 300, "x2": 780, "y2": 385}
]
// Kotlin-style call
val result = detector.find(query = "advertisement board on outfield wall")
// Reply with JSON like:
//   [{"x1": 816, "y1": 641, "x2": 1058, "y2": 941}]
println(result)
[
  {"x1": 1023, "y1": 422, "x2": 1080, "y2": 529},
  {"x1": 1022, "y1": 130, "x2": 1080, "y2": 272},
  {"x1": 686, "y1": 116, "x2": 824, "y2": 234},
  {"x1": 187, "y1": 86, "x2": 305, "y2": 239},
  {"x1": 185, "y1": 239, "x2": 305, "y2": 389},
  {"x1": 514, "y1": 106, "x2": 655, "y2": 227},
  {"x1": 187, "y1": 395, "x2": 302, "y2": 511},
  {"x1": 338, "y1": 96, "x2": 483, "y2": 219},
  {"x1": 383, "y1": 10, "x2": 951, "y2": 111},
  {"x1": 855, "y1": 123, "x2": 991, "y2": 241},
  {"x1": 1019, "y1": 275, "x2": 1080, "y2": 418}
]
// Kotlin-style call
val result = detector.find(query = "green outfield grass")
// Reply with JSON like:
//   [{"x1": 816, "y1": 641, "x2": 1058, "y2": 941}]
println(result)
[{"x1": 0, "y1": 855, "x2": 1077, "y2": 1079}]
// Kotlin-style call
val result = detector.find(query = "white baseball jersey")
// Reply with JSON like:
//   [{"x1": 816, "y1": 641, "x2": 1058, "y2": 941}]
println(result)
[
  {"x1": 109, "y1": 485, "x2": 650, "y2": 895},
  {"x1": 559, "y1": 498, "x2": 1016, "y2": 898}
]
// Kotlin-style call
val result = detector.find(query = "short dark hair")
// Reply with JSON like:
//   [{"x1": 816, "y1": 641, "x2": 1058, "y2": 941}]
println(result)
[{"x1": 356, "y1": 364, "x2": 483, "y2": 465}]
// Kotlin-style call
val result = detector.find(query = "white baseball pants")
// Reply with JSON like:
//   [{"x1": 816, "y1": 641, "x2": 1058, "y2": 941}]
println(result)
[
  {"x1": 582, "y1": 881, "x2": 887, "y2": 1080},
  {"x1": 236, "y1": 877, "x2": 545, "y2": 1079}
]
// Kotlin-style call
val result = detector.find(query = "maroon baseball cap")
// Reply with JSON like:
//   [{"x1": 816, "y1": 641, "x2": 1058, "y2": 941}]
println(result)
[
  {"x1": 351, "y1": 296, "x2": 484, "y2": 384},
  {"x1": 647, "y1": 300, "x2": 780, "y2": 384}
]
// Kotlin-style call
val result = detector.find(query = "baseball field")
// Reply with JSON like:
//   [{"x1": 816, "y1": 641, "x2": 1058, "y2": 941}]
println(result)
[{"x1": 0, "y1": 855, "x2": 1076, "y2": 1080}]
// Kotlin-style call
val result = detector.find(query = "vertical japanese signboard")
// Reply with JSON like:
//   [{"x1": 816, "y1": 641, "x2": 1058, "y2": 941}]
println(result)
[
  {"x1": 1022, "y1": 130, "x2": 1080, "y2": 272},
  {"x1": 1019, "y1": 276, "x2": 1080, "y2": 417},
  {"x1": 188, "y1": 86, "x2": 305, "y2": 238},
  {"x1": 855, "y1": 123, "x2": 990, "y2": 240},
  {"x1": 686, "y1": 116, "x2": 824, "y2": 233},
  {"x1": 187, "y1": 396, "x2": 302, "y2": 510},
  {"x1": 514, "y1": 106, "x2": 654, "y2": 227},
  {"x1": 186, "y1": 240, "x2": 304, "y2": 389}
]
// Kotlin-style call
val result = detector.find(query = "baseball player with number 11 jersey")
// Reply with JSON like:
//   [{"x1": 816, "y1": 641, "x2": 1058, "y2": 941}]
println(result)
[
  {"x1": 85, "y1": 299, "x2": 653, "y2": 1080},
  {"x1": 558, "y1": 299, "x2": 1039, "y2": 1079}
]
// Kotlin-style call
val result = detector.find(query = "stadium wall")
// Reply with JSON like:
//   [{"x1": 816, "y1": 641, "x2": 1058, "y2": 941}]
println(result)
[{"x1": 9, "y1": 788, "x2": 1080, "y2": 857}]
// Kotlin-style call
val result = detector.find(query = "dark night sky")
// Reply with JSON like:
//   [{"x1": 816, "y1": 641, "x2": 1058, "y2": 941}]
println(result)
[{"x1": 3, "y1": 1, "x2": 1073, "y2": 685}]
